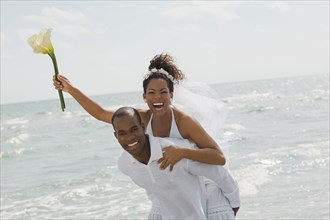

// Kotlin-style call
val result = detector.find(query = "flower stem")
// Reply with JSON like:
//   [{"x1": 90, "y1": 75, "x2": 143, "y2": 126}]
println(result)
[{"x1": 48, "y1": 52, "x2": 66, "y2": 112}]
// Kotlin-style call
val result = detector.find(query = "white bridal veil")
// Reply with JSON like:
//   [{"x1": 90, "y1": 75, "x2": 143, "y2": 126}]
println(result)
[{"x1": 173, "y1": 81, "x2": 229, "y2": 156}]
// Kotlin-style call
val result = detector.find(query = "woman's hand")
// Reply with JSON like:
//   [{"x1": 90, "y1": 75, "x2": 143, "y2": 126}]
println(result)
[
  {"x1": 158, "y1": 146, "x2": 185, "y2": 171},
  {"x1": 53, "y1": 75, "x2": 73, "y2": 93}
]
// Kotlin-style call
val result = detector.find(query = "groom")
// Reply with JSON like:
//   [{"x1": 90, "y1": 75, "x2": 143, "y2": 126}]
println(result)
[{"x1": 112, "y1": 106, "x2": 240, "y2": 219}]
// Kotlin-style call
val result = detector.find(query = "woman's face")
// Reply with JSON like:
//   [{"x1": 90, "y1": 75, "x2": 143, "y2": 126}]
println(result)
[{"x1": 143, "y1": 78, "x2": 173, "y2": 114}]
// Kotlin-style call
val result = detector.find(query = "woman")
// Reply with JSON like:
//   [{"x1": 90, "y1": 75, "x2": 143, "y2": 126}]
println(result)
[{"x1": 53, "y1": 53, "x2": 239, "y2": 218}]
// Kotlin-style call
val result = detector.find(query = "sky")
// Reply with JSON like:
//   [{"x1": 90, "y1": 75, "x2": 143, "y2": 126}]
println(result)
[{"x1": 1, "y1": 1, "x2": 329, "y2": 104}]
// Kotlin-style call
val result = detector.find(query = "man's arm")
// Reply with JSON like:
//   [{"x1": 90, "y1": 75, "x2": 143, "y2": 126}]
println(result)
[
  {"x1": 157, "y1": 137, "x2": 240, "y2": 208},
  {"x1": 186, "y1": 160, "x2": 240, "y2": 209}
]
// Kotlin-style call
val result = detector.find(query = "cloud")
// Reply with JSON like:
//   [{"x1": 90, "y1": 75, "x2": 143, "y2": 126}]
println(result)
[
  {"x1": 22, "y1": 7, "x2": 95, "y2": 37},
  {"x1": 267, "y1": 1, "x2": 290, "y2": 13},
  {"x1": 17, "y1": 28, "x2": 38, "y2": 40},
  {"x1": 161, "y1": 2, "x2": 240, "y2": 21},
  {"x1": 255, "y1": 28, "x2": 266, "y2": 33},
  {"x1": 57, "y1": 41, "x2": 73, "y2": 50},
  {"x1": 56, "y1": 25, "x2": 89, "y2": 36},
  {"x1": 159, "y1": 24, "x2": 199, "y2": 37},
  {"x1": 24, "y1": 7, "x2": 85, "y2": 25}
]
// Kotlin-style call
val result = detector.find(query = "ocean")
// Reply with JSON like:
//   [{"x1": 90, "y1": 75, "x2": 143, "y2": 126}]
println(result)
[{"x1": 1, "y1": 73, "x2": 329, "y2": 219}]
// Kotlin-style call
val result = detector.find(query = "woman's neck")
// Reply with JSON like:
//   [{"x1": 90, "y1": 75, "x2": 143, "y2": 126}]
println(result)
[{"x1": 151, "y1": 107, "x2": 172, "y2": 137}]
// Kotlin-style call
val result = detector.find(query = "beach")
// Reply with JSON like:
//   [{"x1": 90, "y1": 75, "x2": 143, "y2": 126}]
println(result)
[{"x1": 1, "y1": 73, "x2": 329, "y2": 219}]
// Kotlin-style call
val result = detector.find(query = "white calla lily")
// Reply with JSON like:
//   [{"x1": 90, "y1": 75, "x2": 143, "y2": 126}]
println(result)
[
  {"x1": 28, "y1": 28, "x2": 66, "y2": 111},
  {"x1": 28, "y1": 28, "x2": 54, "y2": 55}
]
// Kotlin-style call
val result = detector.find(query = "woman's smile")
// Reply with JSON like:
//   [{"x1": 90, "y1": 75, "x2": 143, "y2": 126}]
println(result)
[{"x1": 153, "y1": 102, "x2": 164, "y2": 110}]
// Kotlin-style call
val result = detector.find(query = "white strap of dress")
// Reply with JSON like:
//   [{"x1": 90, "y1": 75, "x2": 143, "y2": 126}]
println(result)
[
  {"x1": 146, "y1": 113, "x2": 154, "y2": 136},
  {"x1": 169, "y1": 107, "x2": 184, "y2": 139}
]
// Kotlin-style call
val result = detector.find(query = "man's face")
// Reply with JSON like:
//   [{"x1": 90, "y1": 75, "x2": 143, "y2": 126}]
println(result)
[{"x1": 113, "y1": 114, "x2": 147, "y2": 157}]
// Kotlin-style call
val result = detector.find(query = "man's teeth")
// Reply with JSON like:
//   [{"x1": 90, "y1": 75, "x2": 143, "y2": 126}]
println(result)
[{"x1": 128, "y1": 142, "x2": 138, "y2": 147}]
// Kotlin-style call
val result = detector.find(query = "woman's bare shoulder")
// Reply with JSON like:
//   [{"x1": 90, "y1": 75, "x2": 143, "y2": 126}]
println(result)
[
  {"x1": 136, "y1": 108, "x2": 151, "y2": 124},
  {"x1": 172, "y1": 107, "x2": 199, "y2": 139},
  {"x1": 173, "y1": 107, "x2": 196, "y2": 123}
]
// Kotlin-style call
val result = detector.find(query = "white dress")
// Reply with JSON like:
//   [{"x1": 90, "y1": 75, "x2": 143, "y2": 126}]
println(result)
[{"x1": 146, "y1": 108, "x2": 237, "y2": 220}]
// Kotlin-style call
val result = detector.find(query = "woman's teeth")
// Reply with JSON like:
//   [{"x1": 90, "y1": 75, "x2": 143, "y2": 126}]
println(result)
[{"x1": 153, "y1": 103, "x2": 164, "y2": 109}]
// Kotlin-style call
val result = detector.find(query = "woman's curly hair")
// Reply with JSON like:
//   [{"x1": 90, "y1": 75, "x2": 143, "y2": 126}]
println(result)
[{"x1": 143, "y1": 53, "x2": 185, "y2": 93}]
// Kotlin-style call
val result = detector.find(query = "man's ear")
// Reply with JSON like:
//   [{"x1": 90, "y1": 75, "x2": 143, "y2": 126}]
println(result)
[
  {"x1": 141, "y1": 122, "x2": 145, "y2": 131},
  {"x1": 142, "y1": 93, "x2": 146, "y2": 101},
  {"x1": 113, "y1": 131, "x2": 118, "y2": 139},
  {"x1": 170, "y1": 93, "x2": 173, "y2": 99}
]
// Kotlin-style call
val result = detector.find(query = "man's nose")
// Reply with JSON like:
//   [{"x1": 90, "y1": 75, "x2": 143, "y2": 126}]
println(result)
[{"x1": 126, "y1": 132, "x2": 136, "y2": 142}]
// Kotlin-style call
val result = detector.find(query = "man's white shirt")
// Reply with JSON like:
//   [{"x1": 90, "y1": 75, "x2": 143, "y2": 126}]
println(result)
[{"x1": 117, "y1": 136, "x2": 240, "y2": 219}]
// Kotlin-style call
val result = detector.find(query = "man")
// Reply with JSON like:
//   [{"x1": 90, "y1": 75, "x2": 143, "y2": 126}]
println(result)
[{"x1": 112, "y1": 107, "x2": 240, "y2": 219}]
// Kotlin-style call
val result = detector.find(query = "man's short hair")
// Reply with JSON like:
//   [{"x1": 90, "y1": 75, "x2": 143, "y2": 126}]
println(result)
[{"x1": 112, "y1": 107, "x2": 142, "y2": 130}]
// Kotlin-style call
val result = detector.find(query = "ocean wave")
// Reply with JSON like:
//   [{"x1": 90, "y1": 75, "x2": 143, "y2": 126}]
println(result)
[
  {"x1": 5, "y1": 133, "x2": 30, "y2": 144},
  {"x1": 225, "y1": 123, "x2": 246, "y2": 131},
  {"x1": 222, "y1": 87, "x2": 329, "y2": 111},
  {"x1": 3, "y1": 118, "x2": 29, "y2": 125},
  {"x1": 0, "y1": 182, "x2": 149, "y2": 219},
  {"x1": 242, "y1": 140, "x2": 330, "y2": 177},
  {"x1": 310, "y1": 89, "x2": 329, "y2": 101},
  {"x1": 223, "y1": 91, "x2": 276, "y2": 104},
  {"x1": 74, "y1": 117, "x2": 95, "y2": 127},
  {"x1": 283, "y1": 141, "x2": 330, "y2": 169},
  {"x1": 246, "y1": 105, "x2": 275, "y2": 113},
  {"x1": 35, "y1": 111, "x2": 53, "y2": 116},
  {"x1": 255, "y1": 158, "x2": 282, "y2": 167},
  {"x1": 1, "y1": 147, "x2": 35, "y2": 159},
  {"x1": 234, "y1": 164, "x2": 272, "y2": 197},
  {"x1": 220, "y1": 124, "x2": 246, "y2": 144},
  {"x1": 271, "y1": 140, "x2": 329, "y2": 159},
  {"x1": 60, "y1": 110, "x2": 90, "y2": 118},
  {"x1": 221, "y1": 131, "x2": 245, "y2": 144},
  {"x1": 231, "y1": 141, "x2": 328, "y2": 198}
]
